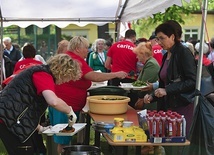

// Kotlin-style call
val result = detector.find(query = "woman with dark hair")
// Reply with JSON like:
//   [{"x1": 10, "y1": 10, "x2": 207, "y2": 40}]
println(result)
[
  {"x1": 144, "y1": 21, "x2": 197, "y2": 154},
  {"x1": 14, "y1": 44, "x2": 43, "y2": 73}
]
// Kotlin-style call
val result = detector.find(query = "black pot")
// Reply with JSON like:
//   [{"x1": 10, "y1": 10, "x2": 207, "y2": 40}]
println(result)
[
  {"x1": 62, "y1": 145, "x2": 101, "y2": 155},
  {"x1": 88, "y1": 86, "x2": 127, "y2": 96}
]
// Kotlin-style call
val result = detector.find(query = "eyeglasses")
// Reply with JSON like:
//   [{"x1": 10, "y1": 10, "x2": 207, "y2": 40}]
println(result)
[{"x1": 155, "y1": 36, "x2": 167, "y2": 42}]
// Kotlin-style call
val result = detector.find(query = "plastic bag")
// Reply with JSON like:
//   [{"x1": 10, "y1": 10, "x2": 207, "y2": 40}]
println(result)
[{"x1": 183, "y1": 93, "x2": 214, "y2": 155}]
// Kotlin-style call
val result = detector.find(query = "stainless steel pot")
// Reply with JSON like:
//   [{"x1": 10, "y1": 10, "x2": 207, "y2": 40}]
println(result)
[{"x1": 62, "y1": 145, "x2": 101, "y2": 155}]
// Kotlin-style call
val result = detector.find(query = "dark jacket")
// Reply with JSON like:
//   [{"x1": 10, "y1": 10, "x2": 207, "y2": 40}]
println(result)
[
  {"x1": 4, "y1": 45, "x2": 22, "y2": 68},
  {"x1": 156, "y1": 43, "x2": 197, "y2": 110},
  {"x1": 3, "y1": 55, "x2": 13, "y2": 78},
  {"x1": 0, "y1": 65, "x2": 52, "y2": 143}
]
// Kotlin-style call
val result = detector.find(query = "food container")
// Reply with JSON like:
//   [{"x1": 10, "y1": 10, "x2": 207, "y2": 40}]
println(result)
[
  {"x1": 109, "y1": 126, "x2": 147, "y2": 142},
  {"x1": 87, "y1": 95, "x2": 130, "y2": 114},
  {"x1": 123, "y1": 121, "x2": 133, "y2": 127},
  {"x1": 114, "y1": 118, "x2": 124, "y2": 127},
  {"x1": 92, "y1": 121, "x2": 115, "y2": 133}
]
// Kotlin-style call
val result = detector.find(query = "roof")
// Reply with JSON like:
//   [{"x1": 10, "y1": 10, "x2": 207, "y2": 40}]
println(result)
[{"x1": 0, "y1": 0, "x2": 190, "y2": 28}]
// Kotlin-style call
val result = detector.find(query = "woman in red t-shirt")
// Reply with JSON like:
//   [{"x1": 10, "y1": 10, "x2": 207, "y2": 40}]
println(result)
[
  {"x1": 50, "y1": 36, "x2": 129, "y2": 154},
  {"x1": 0, "y1": 54, "x2": 81, "y2": 155}
]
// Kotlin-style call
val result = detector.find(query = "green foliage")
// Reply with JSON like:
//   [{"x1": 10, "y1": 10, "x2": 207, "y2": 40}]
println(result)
[{"x1": 132, "y1": 0, "x2": 214, "y2": 38}]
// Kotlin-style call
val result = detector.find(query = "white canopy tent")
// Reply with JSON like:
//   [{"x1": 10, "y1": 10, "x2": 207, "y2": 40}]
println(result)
[{"x1": 0, "y1": 0, "x2": 190, "y2": 28}]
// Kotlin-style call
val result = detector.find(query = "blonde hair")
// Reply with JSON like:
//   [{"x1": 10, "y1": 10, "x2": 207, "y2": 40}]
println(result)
[
  {"x1": 47, "y1": 54, "x2": 82, "y2": 84},
  {"x1": 56, "y1": 40, "x2": 69, "y2": 54},
  {"x1": 68, "y1": 36, "x2": 89, "y2": 51},
  {"x1": 133, "y1": 42, "x2": 152, "y2": 57}
]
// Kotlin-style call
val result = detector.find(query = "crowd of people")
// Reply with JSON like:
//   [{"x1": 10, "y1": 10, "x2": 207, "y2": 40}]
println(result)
[{"x1": 0, "y1": 20, "x2": 214, "y2": 155}]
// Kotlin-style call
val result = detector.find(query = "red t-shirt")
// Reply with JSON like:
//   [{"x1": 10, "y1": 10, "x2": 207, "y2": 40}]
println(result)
[
  {"x1": 32, "y1": 72, "x2": 55, "y2": 95},
  {"x1": 107, "y1": 40, "x2": 138, "y2": 73},
  {"x1": 54, "y1": 52, "x2": 93, "y2": 111},
  {"x1": 14, "y1": 58, "x2": 43, "y2": 73},
  {"x1": 0, "y1": 71, "x2": 55, "y2": 123},
  {"x1": 152, "y1": 44, "x2": 163, "y2": 66}
]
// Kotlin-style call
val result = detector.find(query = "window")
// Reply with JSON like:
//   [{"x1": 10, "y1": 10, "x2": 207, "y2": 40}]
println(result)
[
  {"x1": 184, "y1": 28, "x2": 199, "y2": 41},
  {"x1": 62, "y1": 29, "x2": 88, "y2": 39}
]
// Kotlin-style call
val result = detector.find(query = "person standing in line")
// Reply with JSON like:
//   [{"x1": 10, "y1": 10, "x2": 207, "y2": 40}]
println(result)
[
  {"x1": 3, "y1": 37, "x2": 22, "y2": 69},
  {"x1": 143, "y1": 21, "x2": 197, "y2": 155},
  {"x1": 14, "y1": 44, "x2": 43, "y2": 73},
  {"x1": 105, "y1": 29, "x2": 138, "y2": 86},
  {"x1": 194, "y1": 42, "x2": 211, "y2": 66},
  {"x1": 19, "y1": 42, "x2": 46, "y2": 65},
  {"x1": 133, "y1": 42, "x2": 160, "y2": 110},
  {"x1": 49, "y1": 36, "x2": 128, "y2": 154},
  {"x1": 104, "y1": 39, "x2": 112, "y2": 52},
  {"x1": 0, "y1": 54, "x2": 82, "y2": 155},
  {"x1": 208, "y1": 37, "x2": 214, "y2": 62},
  {"x1": 56, "y1": 40, "x2": 69, "y2": 54},
  {"x1": 0, "y1": 43, "x2": 13, "y2": 87},
  {"x1": 88, "y1": 38, "x2": 107, "y2": 72},
  {"x1": 149, "y1": 33, "x2": 163, "y2": 66}
]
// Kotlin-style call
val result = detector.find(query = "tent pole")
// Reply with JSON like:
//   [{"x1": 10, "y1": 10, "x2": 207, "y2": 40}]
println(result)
[
  {"x1": 116, "y1": 22, "x2": 121, "y2": 42},
  {"x1": 194, "y1": 0, "x2": 208, "y2": 111},
  {"x1": 0, "y1": 14, "x2": 3, "y2": 90}
]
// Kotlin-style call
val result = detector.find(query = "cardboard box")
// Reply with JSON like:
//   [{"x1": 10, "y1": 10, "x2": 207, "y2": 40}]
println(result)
[
  {"x1": 108, "y1": 126, "x2": 147, "y2": 142},
  {"x1": 149, "y1": 136, "x2": 186, "y2": 143}
]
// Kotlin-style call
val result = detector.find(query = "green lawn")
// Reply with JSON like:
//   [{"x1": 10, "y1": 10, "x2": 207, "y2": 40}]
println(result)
[
  {"x1": 0, "y1": 127, "x2": 136, "y2": 155},
  {"x1": 0, "y1": 139, "x2": 7, "y2": 155}
]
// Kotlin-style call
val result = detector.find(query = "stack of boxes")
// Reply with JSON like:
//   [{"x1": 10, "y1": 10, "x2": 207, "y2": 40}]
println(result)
[{"x1": 108, "y1": 117, "x2": 147, "y2": 142}]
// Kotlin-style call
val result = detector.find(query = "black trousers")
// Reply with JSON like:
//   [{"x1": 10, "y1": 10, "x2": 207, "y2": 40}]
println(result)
[{"x1": 0, "y1": 123, "x2": 34, "y2": 155}]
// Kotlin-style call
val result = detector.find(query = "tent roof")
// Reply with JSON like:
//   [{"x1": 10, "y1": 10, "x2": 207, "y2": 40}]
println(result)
[{"x1": 0, "y1": 0, "x2": 190, "y2": 28}]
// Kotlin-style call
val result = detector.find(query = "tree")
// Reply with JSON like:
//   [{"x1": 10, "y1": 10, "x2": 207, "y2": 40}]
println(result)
[{"x1": 132, "y1": 0, "x2": 214, "y2": 38}]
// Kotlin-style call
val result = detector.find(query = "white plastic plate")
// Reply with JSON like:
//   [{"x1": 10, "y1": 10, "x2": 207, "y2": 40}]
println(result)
[
  {"x1": 88, "y1": 81, "x2": 108, "y2": 90},
  {"x1": 42, "y1": 123, "x2": 86, "y2": 136},
  {"x1": 120, "y1": 83, "x2": 147, "y2": 90}
]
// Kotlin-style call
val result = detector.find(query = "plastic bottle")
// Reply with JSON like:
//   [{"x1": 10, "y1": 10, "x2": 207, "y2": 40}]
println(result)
[
  {"x1": 176, "y1": 114, "x2": 183, "y2": 137},
  {"x1": 182, "y1": 115, "x2": 186, "y2": 137},
  {"x1": 147, "y1": 112, "x2": 154, "y2": 137},
  {"x1": 168, "y1": 115, "x2": 176, "y2": 137},
  {"x1": 153, "y1": 113, "x2": 160, "y2": 137},
  {"x1": 165, "y1": 113, "x2": 170, "y2": 137},
  {"x1": 160, "y1": 113, "x2": 166, "y2": 137}
]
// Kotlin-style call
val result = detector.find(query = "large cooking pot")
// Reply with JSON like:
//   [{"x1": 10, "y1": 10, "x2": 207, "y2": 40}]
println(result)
[
  {"x1": 62, "y1": 145, "x2": 101, "y2": 155},
  {"x1": 88, "y1": 86, "x2": 127, "y2": 96}
]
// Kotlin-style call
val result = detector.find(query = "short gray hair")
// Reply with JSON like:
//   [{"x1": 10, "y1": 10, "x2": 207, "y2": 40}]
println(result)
[
  {"x1": 91, "y1": 38, "x2": 105, "y2": 52},
  {"x1": 3, "y1": 37, "x2": 12, "y2": 43}
]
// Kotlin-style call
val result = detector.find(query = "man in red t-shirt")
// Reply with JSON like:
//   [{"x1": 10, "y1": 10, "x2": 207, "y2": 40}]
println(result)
[
  {"x1": 105, "y1": 29, "x2": 138, "y2": 86},
  {"x1": 149, "y1": 34, "x2": 163, "y2": 66}
]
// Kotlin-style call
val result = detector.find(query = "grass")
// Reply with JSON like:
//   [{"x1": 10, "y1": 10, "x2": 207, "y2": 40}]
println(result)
[
  {"x1": 0, "y1": 139, "x2": 7, "y2": 155},
  {"x1": 0, "y1": 127, "x2": 136, "y2": 155}
]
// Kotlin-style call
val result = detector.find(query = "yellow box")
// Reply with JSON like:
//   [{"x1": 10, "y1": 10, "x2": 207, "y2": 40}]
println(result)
[{"x1": 109, "y1": 126, "x2": 147, "y2": 142}]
